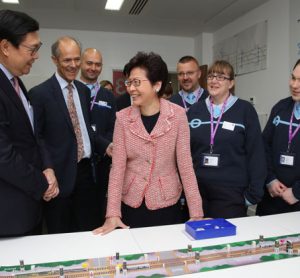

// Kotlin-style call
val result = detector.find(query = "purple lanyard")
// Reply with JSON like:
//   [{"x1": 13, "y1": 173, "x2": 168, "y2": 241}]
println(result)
[
  {"x1": 181, "y1": 88, "x2": 203, "y2": 112},
  {"x1": 288, "y1": 104, "x2": 300, "y2": 152},
  {"x1": 90, "y1": 82, "x2": 100, "y2": 111},
  {"x1": 209, "y1": 97, "x2": 228, "y2": 153}
]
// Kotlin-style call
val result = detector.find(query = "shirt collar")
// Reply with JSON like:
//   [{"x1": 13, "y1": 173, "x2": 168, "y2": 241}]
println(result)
[
  {"x1": 294, "y1": 101, "x2": 300, "y2": 120},
  {"x1": 0, "y1": 63, "x2": 14, "y2": 81},
  {"x1": 205, "y1": 94, "x2": 238, "y2": 118},
  {"x1": 180, "y1": 87, "x2": 203, "y2": 105},
  {"x1": 55, "y1": 72, "x2": 74, "y2": 90}
]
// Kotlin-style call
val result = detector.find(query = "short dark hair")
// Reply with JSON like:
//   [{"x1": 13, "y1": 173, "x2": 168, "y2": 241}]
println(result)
[
  {"x1": 0, "y1": 9, "x2": 39, "y2": 48},
  {"x1": 100, "y1": 80, "x2": 113, "y2": 88},
  {"x1": 178, "y1": 55, "x2": 200, "y2": 67},
  {"x1": 126, "y1": 52, "x2": 168, "y2": 98},
  {"x1": 123, "y1": 62, "x2": 129, "y2": 77},
  {"x1": 293, "y1": 59, "x2": 300, "y2": 70}
]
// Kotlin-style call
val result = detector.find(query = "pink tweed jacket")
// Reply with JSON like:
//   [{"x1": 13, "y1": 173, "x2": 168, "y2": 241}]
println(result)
[{"x1": 106, "y1": 98, "x2": 203, "y2": 219}]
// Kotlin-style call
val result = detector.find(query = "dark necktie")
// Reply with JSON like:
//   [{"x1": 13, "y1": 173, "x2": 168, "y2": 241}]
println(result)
[{"x1": 66, "y1": 84, "x2": 84, "y2": 162}]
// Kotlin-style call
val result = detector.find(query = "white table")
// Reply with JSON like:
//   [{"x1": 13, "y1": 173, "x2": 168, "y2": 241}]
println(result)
[{"x1": 0, "y1": 213, "x2": 299, "y2": 277}]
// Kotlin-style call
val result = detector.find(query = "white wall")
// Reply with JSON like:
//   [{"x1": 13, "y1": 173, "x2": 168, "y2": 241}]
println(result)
[
  {"x1": 194, "y1": 32, "x2": 213, "y2": 66},
  {"x1": 212, "y1": 0, "x2": 290, "y2": 115},
  {"x1": 290, "y1": 0, "x2": 300, "y2": 67},
  {"x1": 22, "y1": 29, "x2": 195, "y2": 89}
]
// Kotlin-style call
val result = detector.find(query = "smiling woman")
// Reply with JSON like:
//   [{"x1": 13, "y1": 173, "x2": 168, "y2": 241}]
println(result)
[
  {"x1": 187, "y1": 60, "x2": 267, "y2": 219},
  {"x1": 93, "y1": 52, "x2": 204, "y2": 235},
  {"x1": 257, "y1": 59, "x2": 300, "y2": 216}
]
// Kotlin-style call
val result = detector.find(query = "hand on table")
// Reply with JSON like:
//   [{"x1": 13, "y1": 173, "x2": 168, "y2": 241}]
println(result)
[{"x1": 93, "y1": 217, "x2": 129, "y2": 235}]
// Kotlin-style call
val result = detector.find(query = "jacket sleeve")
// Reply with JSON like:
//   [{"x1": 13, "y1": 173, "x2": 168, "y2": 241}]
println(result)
[
  {"x1": 105, "y1": 113, "x2": 127, "y2": 218},
  {"x1": 243, "y1": 104, "x2": 267, "y2": 204},
  {"x1": 262, "y1": 105, "x2": 278, "y2": 184},
  {"x1": 175, "y1": 111, "x2": 204, "y2": 218},
  {"x1": 0, "y1": 93, "x2": 48, "y2": 201},
  {"x1": 29, "y1": 88, "x2": 53, "y2": 170}
]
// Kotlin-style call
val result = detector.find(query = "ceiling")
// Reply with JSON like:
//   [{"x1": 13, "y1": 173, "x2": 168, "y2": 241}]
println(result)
[{"x1": 0, "y1": 0, "x2": 270, "y2": 37}]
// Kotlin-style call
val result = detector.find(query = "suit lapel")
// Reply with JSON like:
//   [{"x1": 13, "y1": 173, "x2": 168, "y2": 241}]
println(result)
[
  {"x1": 75, "y1": 80, "x2": 90, "y2": 133},
  {"x1": 150, "y1": 98, "x2": 173, "y2": 138},
  {"x1": 128, "y1": 98, "x2": 173, "y2": 141},
  {"x1": 0, "y1": 70, "x2": 34, "y2": 133}
]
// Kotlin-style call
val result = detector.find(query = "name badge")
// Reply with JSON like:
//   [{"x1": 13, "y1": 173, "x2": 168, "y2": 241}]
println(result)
[
  {"x1": 96, "y1": 101, "x2": 111, "y2": 109},
  {"x1": 279, "y1": 152, "x2": 295, "y2": 167},
  {"x1": 222, "y1": 121, "x2": 235, "y2": 131},
  {"x1": 201, "y1": 153, "x2": 220, "y2": 167}
]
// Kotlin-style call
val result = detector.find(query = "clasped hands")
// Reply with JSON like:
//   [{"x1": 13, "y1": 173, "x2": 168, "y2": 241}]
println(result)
[{"x1": 268, "y1": 180, "x2": 299, "y2": 205}]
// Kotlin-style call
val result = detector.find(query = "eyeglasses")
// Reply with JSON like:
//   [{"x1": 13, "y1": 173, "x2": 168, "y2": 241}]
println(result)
[
  {"x1": 207, "y1": 74, "x2": 231, "y2": 81},
  {"x1": 124, "y1": 79, "x2": 149, "y2": 87},
  {"x1": 20, "y1": 42, "x2": 43, "y2": 56},
  {"x1": 177, "y1": 71, "x2": 198, "y2": 78}
]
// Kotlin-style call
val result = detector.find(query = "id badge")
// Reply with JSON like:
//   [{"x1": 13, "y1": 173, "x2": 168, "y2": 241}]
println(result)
[
  {"x1": 201, "y1": 153, "x2": 220, "y2": 167},
  {"x1": 279, "y1": 152, "x2": 295, "y2": 167}
]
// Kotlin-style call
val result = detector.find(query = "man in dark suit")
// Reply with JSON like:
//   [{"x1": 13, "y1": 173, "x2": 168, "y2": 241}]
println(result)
[
  {"x1": 170, "y1": 56, "x2": 208, "y2": 112},
  {"x1": 29, "y1": 37, "x2": 105, "y2": 234},
  {"x1": 0, "y1": 10, "x2": 59, "y2": 237},
  {"x1": 79, "y1": 48, "x2": 116, "y2": 224},
  {"x1": 169, "y1": 56, "x2": 208, "y2": 222}
]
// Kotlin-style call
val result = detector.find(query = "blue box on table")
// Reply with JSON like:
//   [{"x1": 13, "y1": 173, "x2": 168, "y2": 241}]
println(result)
[{"x1": 185, "y1": 218, "x2": 236, "y2": 240}]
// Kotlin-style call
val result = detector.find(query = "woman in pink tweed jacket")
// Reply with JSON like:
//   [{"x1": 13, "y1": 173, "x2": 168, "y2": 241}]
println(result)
[{"x1": 94, "y1": 52, "x2": 203, "y2": 235}]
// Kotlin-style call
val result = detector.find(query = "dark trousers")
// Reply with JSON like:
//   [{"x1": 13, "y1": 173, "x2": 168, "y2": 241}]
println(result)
[
  {"x1": 0, "y1": 221, "x2": 43, "y2": 238},
  {"x1": 94, "y1": 157, "x2": 111, "y2": 225},
  {"x1": 121, "y1": 200, "x2": 182, "y2": 228},
  {"x1": 200, "y1": 183, "x2": 247, "y2": 219},
  {"x1": 44, "y1": 158, "x2": 103, "y2": 234}
]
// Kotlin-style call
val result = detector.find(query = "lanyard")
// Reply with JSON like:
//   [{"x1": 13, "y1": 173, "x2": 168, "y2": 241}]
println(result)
[
  {"x1": 180, "y1": 88, "x2": 203, "y2": 112},
  {"x1": 288, "y1": 103, "x2": 300, "y2": 152},
  {"x1": 90, "y1": 82, "x2": 100, "y2": 111},
  {"x1": 209, "y1": 97, "x2": 228, "y2": 153}
]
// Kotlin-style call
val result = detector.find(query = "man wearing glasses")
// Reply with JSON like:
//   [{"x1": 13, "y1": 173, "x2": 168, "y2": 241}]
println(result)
[
  {"x1": 170, "y1": 56, "x2": 208, "y2": 112},
  {"x1": 170, "y1": 56, "x2": 208, "y2": 222},
  {"x1": 0, "y1": 10, "x2": 59, "y2": 237}
]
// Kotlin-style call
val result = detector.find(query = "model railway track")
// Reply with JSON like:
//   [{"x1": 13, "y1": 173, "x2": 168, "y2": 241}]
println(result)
[{"x1": 5, "y1": 240, "x2": 300, "y2": 277}]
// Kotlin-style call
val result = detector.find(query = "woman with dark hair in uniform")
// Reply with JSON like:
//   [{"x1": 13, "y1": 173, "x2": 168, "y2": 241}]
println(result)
[{"x1": 257, "y1": 59, "x2": 300, "y2": 215}]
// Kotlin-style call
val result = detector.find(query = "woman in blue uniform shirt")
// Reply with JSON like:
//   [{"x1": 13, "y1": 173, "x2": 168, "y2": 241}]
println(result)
[
  {"x1": 256, "y1": 59, "x2": 300, "y2": 215},
  {"x1": 188, "y1": 60, "x2": 267, "y2": 218}
]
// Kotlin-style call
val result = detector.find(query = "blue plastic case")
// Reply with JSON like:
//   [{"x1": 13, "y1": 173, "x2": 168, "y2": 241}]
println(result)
[{"x1": 185, "y1": 218, "x2": 236, "y2": 240}]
